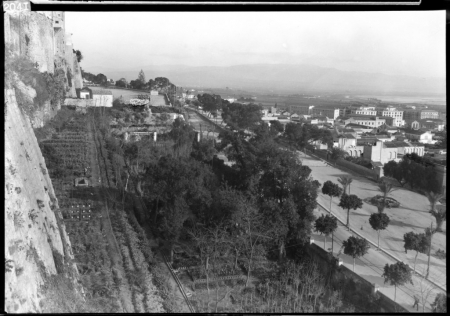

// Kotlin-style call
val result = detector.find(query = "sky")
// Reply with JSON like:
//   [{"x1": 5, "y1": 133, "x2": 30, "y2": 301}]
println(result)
[{"x1": 65, "y1": 11, "x2": 446, "y2": 79}]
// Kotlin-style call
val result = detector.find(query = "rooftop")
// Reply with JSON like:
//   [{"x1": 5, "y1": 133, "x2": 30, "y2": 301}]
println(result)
[
  {"x1": 404, "y1": 130, "x2": 430, "y2": 135},
  {"x1": 343, "y1": 133, "x2": 356, "y2": 139},
  {"x1": 383, "y1": 141, "x2": 412, "y2": 148},
  {"x1": 92, "y1": 89, "x2": 113, "y2": 95}
]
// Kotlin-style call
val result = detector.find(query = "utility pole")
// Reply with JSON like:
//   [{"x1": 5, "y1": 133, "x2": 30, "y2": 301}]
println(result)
[{"x1": 425, "y1": 222, "x2": 434, "y2": 279}]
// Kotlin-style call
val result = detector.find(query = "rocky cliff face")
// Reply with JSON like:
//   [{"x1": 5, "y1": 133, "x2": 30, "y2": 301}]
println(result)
[
  {"x1": 5, "y1": 89, "x2": 80, "y2": 313},
  {"x1": 4, "y1": 10, "x2": 84, "y2": 313}
]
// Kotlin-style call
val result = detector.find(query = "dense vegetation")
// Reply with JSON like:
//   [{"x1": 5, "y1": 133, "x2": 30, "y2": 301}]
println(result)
[{"x1": 383, "y1": 153, "x2": 442, "y2": 193}]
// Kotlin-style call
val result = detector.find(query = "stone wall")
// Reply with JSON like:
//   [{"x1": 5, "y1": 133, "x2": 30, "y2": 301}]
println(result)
[
  {"x1": 5, "y1": 10, "x2": 81, "y2": 126},
  {"x1": 5, "y1": 89, "x2": 80, "y2": 313},
  {"x1": 6, "y1": 11, "x2": 55, "y2": 74},
  {"x1": 306, "y1": 243, "x2": 408, "y2": 313}
]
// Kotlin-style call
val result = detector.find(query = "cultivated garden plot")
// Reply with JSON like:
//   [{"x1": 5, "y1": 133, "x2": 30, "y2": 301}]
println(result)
[
  {"x1": 171, "y1": 245, "x2": 357, "y2": 313},
  {"x1": 38, "y1": 110, "x2": 164, "y2": 312}
]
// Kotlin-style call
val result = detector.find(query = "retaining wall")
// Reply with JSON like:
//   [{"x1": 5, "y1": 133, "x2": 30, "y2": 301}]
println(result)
[
  {"x1": 306, "y1": 243, "x2": 408, "y2": 313},
  {"x1": 308, "y1": 149, "x2": 379, "y2": 181}
]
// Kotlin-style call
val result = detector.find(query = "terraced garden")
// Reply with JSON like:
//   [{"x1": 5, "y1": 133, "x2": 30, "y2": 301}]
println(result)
[{"x1": 38, "y1": 107, "x2": 168, "y2": 312}]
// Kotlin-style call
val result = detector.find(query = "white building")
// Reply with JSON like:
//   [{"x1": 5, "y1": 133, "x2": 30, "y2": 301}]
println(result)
[
  {"x1": 377, "y1": 106, "x2": 404, "y2": 127},
  {"x1": 351, "y1": 106, "x2": 377, "y2": 116},
  {"x1": 92, "y1": 90, "x2": 113, "y2": 107}
]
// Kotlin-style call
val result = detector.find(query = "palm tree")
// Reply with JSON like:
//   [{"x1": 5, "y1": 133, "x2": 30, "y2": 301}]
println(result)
[
  {"x1": 425, "y1": 191, "x2": 446, "y2": 232},
  {"x1": 377, "y1": 179, "x2": 396, "y2": 212},
  {"x1": 338, "y1": 175, "x2": 353, "y2": 195}
]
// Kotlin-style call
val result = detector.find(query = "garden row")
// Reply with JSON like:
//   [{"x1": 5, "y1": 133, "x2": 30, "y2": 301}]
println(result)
[{"x1": 109, "y1": 205, "x2": 164, "y2": 312}]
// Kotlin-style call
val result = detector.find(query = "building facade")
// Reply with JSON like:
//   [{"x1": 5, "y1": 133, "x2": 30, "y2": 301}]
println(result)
[
  {"x1": 311, "y1": 108, "x2": 340, "y2": 120},
  {"x1": 363, "y1": 141, "x2": 399, "y2": 164},
  {"x1": 404, "y1": 130, "x2": 435, "y2": 144},
  {"x1": 376, "y1": 106, "x2": 404, "y2": 127}
]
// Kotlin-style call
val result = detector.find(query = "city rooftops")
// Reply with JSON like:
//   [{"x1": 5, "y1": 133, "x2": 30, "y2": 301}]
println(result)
[
  {"x1": 419, "y1": 118, "x2": 444, "y2": 123},
  {"x1": 383, "y1": 141, "x2": 412, "y2": 148},
  {"x1": 404, "y1": 129, "x2": 431, "y2": 135}
]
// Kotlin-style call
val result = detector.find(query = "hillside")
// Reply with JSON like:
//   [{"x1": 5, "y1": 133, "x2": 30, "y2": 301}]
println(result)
[{"x1": 90, "y1": 63, "x2": 445, "y2": 96}]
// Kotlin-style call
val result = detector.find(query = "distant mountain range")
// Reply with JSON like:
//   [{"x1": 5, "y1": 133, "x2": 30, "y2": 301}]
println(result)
[{"x1": 87, "y1": 63, "x2": 446, "y2": 96}]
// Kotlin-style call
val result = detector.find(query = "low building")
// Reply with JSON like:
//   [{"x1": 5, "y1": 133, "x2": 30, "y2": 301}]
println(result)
[
  {"x1": 363, "y1": 140, "x2": 399, "y2": 165},
  {"x1": 150, "y1": 90, "x2": 159, "y2": 96},
  {"x1": 92, "y1": 89, "x2": 113, "y2": 107},
  {"x1": 79, "y1": 86, "x2": 92, "y2": 99},
  {"x1": 351, "y1": 106, "x2": 377, "y2": 116},
  {"x1": 391, "y1": 141, "x2": 425, "y2": 157},
  {"x1": 376, "y1": 106, "x2": 404, "y2": 127},
  {"x1": 342, "y1": 116, "x2": 386, "y2": 128},
  {"x1": 311, "y1": 107, "x2": 340, "y2": 120},
  {"x1": 417, "y1": 119, "x2": 445, "y2": 132},
  {"x1": 404, "y1": 130, "x2": 435, "y2": 144}
]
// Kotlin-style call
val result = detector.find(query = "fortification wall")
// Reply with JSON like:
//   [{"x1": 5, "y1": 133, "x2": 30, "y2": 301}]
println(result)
[{"x1": 5, "y1": 89, "x2": 79, "y2": 313}]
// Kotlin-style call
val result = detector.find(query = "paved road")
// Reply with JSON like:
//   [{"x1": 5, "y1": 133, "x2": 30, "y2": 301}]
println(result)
[{"x1": 299, "y1": 150, "x2": 446, "y2": 312}]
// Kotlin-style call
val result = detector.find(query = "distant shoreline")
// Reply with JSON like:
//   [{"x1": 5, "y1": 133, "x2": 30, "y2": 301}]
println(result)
[{"x1": 353, "y1": 95, "x2": 446, "y2": 106}]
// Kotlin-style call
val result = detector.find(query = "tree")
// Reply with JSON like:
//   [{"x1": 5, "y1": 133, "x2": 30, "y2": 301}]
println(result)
[
  {"x1": 314, "y1": 214, "x2": 338, "y2": 251},
  {"x1": 377, "y1": 179, "x2": 396, "y2": 213},
  {"x1": 197, "y1": 93, "x2": 223, "y2": 116},
  {"x1": 330, "y1": 147, "x2": 347, "y2": 164},
  {"x1": 94, "y1": 73, "x2": 107, "y2": 86},
  {"x1": 342, "y1": 236, "x2": 370, "y2": 272},
  {"x1": 321, "y1": 181, "x2": 343, "y2": 213},
  {"x1": 75, "y1": 50, "x2": 83, "y2": 63},
  {"x1": 188, "y1": 223, "x2": 228, "y2": 295},
  {"x1": 138, "y1": 69, "x2": 146, "y2": 84},
  {"x1": 403, "y1": 231, "x2": 429, "y2": 273},
  {"x1": 337, "y1": 175, "x2": 353, "y2": 195},
  {"x1": 129, "y1": 79, "x2": 144, "y2": 90},
  {"x1": 369, "y1": 213, "x2": 390, "y2": 250},
  {"x1": 338, "y1": 193, "x2": 363, "y2": 228},
  {"x1": 221, "y1": 102, "x2": 262, "y2": 132},
  {"x1": 284, "y1": 122, "x2": 303, "y2": 148},
  {"x1": 431, "y1": 292, "x2": 447, "y2": 313},
  {"x1": 191, "y1": 139, "x2": 216, "y2": 163},
  {"x1": 230, "y1": 195, "x2": 267, "y2": 287},
  {"x1": 269, "y1": 120, "x2": 284, "y2": 134},
  {"x1": 283, "y1": 122, "x2": 332, "y2": 150},
  {"x1": 425, "y1": 191, "x2": 445, "y2": 232},
  {"x1": 115, "y1": 79, "x2": 127, "y2": 88},
  {"x1": 381, "y1": 262, "x2": 413, "y2": 303}
]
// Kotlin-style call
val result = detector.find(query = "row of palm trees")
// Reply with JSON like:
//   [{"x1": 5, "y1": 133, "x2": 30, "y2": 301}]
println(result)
[{"x1": 335, "y1": 175, "x2": 446, "y2": 232}]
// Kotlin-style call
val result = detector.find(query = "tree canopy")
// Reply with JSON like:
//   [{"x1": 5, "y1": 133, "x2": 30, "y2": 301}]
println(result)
[
  {"x1": 369, "y1": 212, "x2": 390, "y2": 249},
  {"x1": 197, "y1": 93, "x2": 223, "y2": 114},
  {"x1": 382, "y1": 262, "x2": 413, "y2": 302},
  {"x1": 338, "y1": 193, "x2": 363, "y2": 227},
  {"x1": 314, "y1": 214, "x2": 338, "y2": 248},
  {"x1": 342, "y1": 236, "x2": 370, "y2": 271},
  {"x1": 221, "y1": 102, "x2": 262, "y2": 132},
  {"x1": 403, "y1": 231, "x2": 429, "y2": 272},
  {"x1": 138, "y1": 69, "x2": 146, "y2": 84},
  {"x1": 322, "y1": 180, "x2": 342, "y2": 212}
]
